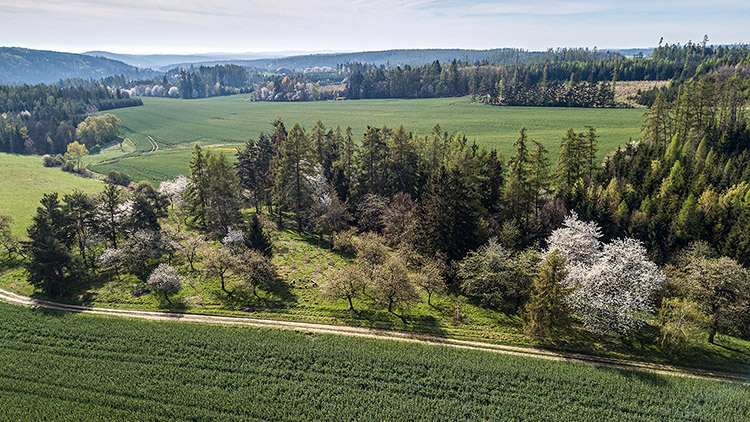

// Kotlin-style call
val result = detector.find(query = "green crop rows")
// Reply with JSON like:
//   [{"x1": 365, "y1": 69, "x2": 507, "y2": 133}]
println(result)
[
  {"x1": 0, "y1": 302, "x2": 747, "y2": 421},
  {"x1": 90, "y1": 96, "x2": 645, "y2": 183}
]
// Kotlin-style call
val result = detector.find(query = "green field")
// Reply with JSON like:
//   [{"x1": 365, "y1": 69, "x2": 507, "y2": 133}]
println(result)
[
  {"x1": 0, "y1": 301, "x2": 747, "y2": 421},
  {"x1": 0, "y1": 153, "x2": 103, "y2": 235},
  {"x1": 91, "y1": 96, "x2": 646, "y2": 183}
]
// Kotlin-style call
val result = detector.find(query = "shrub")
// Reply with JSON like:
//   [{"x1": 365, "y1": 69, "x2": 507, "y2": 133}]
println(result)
[{"x1": 106, "y1": 170, "x2": 131, "y2": 187}]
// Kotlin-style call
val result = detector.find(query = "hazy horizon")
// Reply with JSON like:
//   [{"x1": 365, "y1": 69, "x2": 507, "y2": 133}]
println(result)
[{"x1": 1, "y1": 1, "x2": 747, "y2": 55}]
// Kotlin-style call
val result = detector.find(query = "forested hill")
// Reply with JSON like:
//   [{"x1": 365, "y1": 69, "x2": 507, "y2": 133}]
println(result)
[
  {"x1": 83, "y1": 51, "x2": 292, "y2": 70},
  {"x1": 160, "y1": 48, "x2": 571, "y2": 72},
  {"x1": 0, "y1": 47, "x2": 158, "y2": 84}
]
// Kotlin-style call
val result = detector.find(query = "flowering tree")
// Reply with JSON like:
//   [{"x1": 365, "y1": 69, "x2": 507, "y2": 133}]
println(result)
[
  {"x1": 565, "y1": 238, "x2": 664, "y2": 335},
  {"x1": 545, "y1": 211, "x2": 602, "y2": 267},
  {"x1": 546, "y1": 213, "x2": 664, "y2": 335},
  {"x1": 98, "y1": 248, "x2": 127, "y2": 281},
  {"x1": 158, "y1": 175, "x2": 190, "y2": 207},
  {"x1": 222, "y1": 226, "x2": 245, "y2": 251},
  {"x1": 147, "y1": 263, "x2": 183, "y2": 304}
]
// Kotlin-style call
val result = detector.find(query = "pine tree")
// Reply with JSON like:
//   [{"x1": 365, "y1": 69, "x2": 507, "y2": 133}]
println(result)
[
  {"x1": 205, "y1": 152, "x2": 243, "y2": 236},
  {"x1": 272, "y1": 123, "x2": 315, "y2": 232},
  {"x1": 388, "y1": 125, "x2": 419, "y2": 197},
  {"x1": 530, "y1": 141, "x2": 551, "y2": 215},
  {"x1": 358, "y1": 126, "x2": 388, "y2": 195},
  {"x1": 417, "y1": 167, "x2": 479, "y2": 262},
  {"x1": 504, "y1": 127, "x2": 534, "y2": 220},
  {"x1": 26, "y1": 193, "x2": 74, "y2": 296},
  {"x1": 188, "y1": 144, "x2": 209, "y2": 227},
  {"x1": 525, "y1": 250, "x2": 570, "y2": 336},
  {"x1": 244, "y1": 214, "x2": 274, "y2": 257}
]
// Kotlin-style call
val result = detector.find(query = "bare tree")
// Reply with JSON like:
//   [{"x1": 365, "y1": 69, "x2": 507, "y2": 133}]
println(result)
[{"x1": 322, "y1": 266, "x2": 367, "y2": 311}]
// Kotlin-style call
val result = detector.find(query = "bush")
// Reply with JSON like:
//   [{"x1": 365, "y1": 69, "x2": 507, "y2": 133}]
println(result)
[
  {"x1": 61, "y1": 161, "x2": 75, "y2": 172},
  {"x1": 106, "y1": 170, "x2": 131, "y2": 187},
  {"x1": 42, "y1": 154, "x2": 65, "y2": 167},
  {"x1": 332, "y1": 227, "x2": 357, "y2": 255}
]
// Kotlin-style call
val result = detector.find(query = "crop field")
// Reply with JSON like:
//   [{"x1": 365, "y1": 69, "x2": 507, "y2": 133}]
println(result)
[
  {"x1": 0, "y1": 302, "x2": 747, "y2": 421},
  {"x1": 90, "y1": 96, "x2": 646, "y2": 183},
  {"x1": 0, "y1": 153, "x2": 103, "y2": 235}
]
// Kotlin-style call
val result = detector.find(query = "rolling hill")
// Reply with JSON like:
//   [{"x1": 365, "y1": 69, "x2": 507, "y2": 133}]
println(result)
[{"x1": 0, "y1": 47, "x2": 158, "y2": 84}]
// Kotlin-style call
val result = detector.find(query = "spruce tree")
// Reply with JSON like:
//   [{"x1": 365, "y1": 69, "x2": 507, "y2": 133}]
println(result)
[
  {"x1": 525, "y1": 250, "x2": 570, "y2": 336},
  {"x1": 244, "y1": 214, "x2": 273, "y2": 257},
  {"x1": 272, "y1": 123, "x2": 315, "y2": 232},
  {"x1": 188, "y1": 144, "x2": 209, "y2": 227},
  {"x1": 504, "y1": 127, "x2": 534, "y2": 221},
  {"x1": 26, "y1": 193, "x2": 74, "y2": 296}
]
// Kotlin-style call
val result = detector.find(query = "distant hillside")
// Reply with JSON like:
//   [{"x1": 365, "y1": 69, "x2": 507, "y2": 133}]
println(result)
[
  {"x1": 84, "y1": 51, "x2": 286, "y2": 70},
  {"x1": 159, "y1": 48, "x2": 537, "y2": 71},
  {"x1": 160, "y1": 47, "x2": 646, "y2": 72},
  {"x1": 0, "y1": 47, "x2": 158, "y2": 84},
  {"x1": 84, "y1": 50, "x2": 336, "y2": 70}
]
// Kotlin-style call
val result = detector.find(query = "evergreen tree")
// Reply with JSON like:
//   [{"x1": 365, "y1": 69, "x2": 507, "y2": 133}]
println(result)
[
  {"x1": 525, "y1": 250, "x2": 570, "y2": 335},
  {"x1": 244, "y1": 214, "x2": 273, "y2": 257},
  {"x1": 96, "y1": 183, "x2": 124, "y2": 248},
  {"x1": 62, "y1": 190, "x2": 95, "y2": 268},
  {"x1": 131, "y1": 182, "x2": 169, "y2": 233},
  {"x1": 272, "y1": 123, "x2": 315, "y2": 232},
  {"x1": 204, "y1": 152, "x2": 243, "y2": 236},
  {"x1": 26, "y1": 193, "x2": 74, "y2": 296},
  {"x1": 358, "y1": 126, "x2": 389, "y2": 196},
  {"x1": 504, "y1": 127, "x2": 535, "y2": 220},
  {"x1": 388, "y1": 125, "x2": 419, "y2": 197},
  {"x1": 188, "y1": 144, "x2": 209, "y2": 227},
  {"x1": 417, "y1": 167, "x2": 480, "y2": 262},
  {"x1": 236, "y1": 133, "x2": 274, "y2": 213},
  {"x1": 530, "y1": 140, "x2": 551, "y2": 214}
]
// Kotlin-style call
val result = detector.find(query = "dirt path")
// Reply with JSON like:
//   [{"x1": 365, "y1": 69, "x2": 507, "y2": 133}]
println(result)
[
  {"x1": 0, "y1": 287, "x2": 746, "y2": 383},
  {"x1": 145, "y1": 135, "x2": 159, "y2": 153}
]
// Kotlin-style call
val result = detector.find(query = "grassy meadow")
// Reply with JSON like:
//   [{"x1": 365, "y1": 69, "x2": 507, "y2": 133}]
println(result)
[
  {"x1": 1, "y1": 301, "x2": 748, "y2": 421},
  {"x1": 0, "y1": 153, "x2": 103, "y2": 235},
  {"x1": 91, "y1": 96, "x2": 646, "y2": 183}
]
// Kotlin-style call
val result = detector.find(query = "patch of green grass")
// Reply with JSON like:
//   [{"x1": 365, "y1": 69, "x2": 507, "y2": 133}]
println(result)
[
  {"x1": 0, "y1": 153, "x2": 104, "y2": 236},
  {"x1": 2, "y1": 218, "x2": 749, "y2": 374},
  {"x1": 94, "y1": 96, "x2": 646, "y2": 183},
  {"x1": 0, "y1": 301, "x2": 748, "y2": 421}
]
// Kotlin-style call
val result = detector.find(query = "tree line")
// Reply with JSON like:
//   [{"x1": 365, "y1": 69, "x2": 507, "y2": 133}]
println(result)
[
  {"x1": 344, "y1": 42, "x2": 750, "y2": 106},
  {"x1": 0, "y1": 83, "x2": 137, "y2": 155}
]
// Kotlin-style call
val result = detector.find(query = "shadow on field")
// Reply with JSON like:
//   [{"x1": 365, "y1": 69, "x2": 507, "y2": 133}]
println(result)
[
  {"x1": 216, "y1": 280, "x2": 297, "y2": 311},
  {"x1": 607, "y1": 367, "x2": 670, "y2": 387}
]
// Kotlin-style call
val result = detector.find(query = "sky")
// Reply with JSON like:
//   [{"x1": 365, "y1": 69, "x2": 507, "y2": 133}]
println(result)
[{"x1": 0, "y1": 0, "x2": 748, "y2": 54}]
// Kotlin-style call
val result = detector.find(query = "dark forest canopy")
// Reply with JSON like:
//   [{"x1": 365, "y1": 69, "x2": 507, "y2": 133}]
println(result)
[
  {"x1": 344, "y1": 43, "x2": 750, "y2": 105},
  {"x1": 0, "y1": 83, "x2": 140, "y2": 155}
]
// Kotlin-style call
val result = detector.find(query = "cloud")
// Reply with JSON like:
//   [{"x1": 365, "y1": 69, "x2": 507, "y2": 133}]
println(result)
[{"x1": 0, "y1": 0, "x2": 748, "y2": 53}]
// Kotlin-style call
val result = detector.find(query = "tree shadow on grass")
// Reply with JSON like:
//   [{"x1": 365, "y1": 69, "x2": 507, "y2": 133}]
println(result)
[
  {"x1": 215, "y1": 280, "x2": 297, "y2": 311},
  {"x1": 603, "y1": 366, "x2": 671, "y2": 387}
]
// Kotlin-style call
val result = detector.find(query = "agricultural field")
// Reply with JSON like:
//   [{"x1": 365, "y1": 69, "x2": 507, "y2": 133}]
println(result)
[
  {"x1": 0, "y1": 153, "x2": 103, "y2": 235},
  {"x1": 90, "y1": 96, "x2": 646, "y2": 183},
  {"x1": 0, "y1": 301, "x2": 748, "y2": 421}
]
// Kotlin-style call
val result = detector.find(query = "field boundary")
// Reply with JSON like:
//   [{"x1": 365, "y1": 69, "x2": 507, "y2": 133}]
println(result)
[{"x1": 0, "y1": 286, "x2": 746, "y2": 383}]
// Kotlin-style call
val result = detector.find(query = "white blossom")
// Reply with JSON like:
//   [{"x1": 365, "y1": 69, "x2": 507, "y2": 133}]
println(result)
[
  {"x1": 222, "y1": 226, "x2": 245, "y2": 250},
  {"x1": 565, "y1": 238, "x2": 664, "y2": 335},
  {"x1": 159, "y1": 175, "x2": 190, "y2": 205},
  {"x1": 546, "y1": 211, "x2": 602, "y2": 267},
  {"x1": 147, "y1": 263, "x2": 183, "y2": 295}
]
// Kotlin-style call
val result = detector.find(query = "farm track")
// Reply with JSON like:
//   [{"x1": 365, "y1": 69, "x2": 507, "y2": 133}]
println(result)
[
  {"x1": 0, "y1": 286, "x2": 746, "y2": 383},
  {"x1": 145, "y1": 135, "x2": 159, "y2": 153}
]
